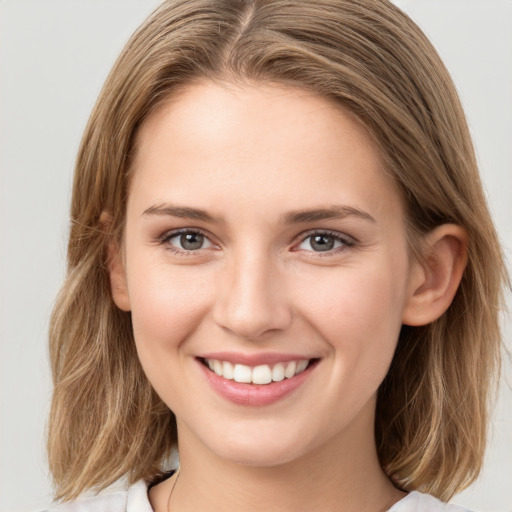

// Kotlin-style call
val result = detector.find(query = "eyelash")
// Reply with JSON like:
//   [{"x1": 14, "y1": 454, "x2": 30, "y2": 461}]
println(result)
[
  {"x1": 295, "y1": 230, "x2": 356, "y2": 256},
  {"x1": 157, "y1": 228, "x2": 356, "y2": 256},
  {"x1": 157, "y1": 228, "x2": 215, "y2": 256}
]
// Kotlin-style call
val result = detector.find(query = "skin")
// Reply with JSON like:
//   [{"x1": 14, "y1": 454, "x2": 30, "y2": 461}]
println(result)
[{"x1": 108, "y1": 80, "x2": 467, "y2": 512}]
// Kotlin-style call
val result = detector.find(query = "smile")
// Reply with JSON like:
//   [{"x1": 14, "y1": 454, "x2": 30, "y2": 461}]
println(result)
[
  {"x1": 197, "y1": 353, "x2": 320, "y2": 406},
  {"x1": 203, "y1": 358, "x2": 311, "y2": 385}
]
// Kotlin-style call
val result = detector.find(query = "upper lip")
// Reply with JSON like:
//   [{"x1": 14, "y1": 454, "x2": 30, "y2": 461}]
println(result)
[{"x1": 198, "y1": 352, "x2": 316, "y2": 366}]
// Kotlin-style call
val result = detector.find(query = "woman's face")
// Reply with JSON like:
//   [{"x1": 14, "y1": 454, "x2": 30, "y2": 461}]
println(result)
[{"x1": 112, "y1": 80, "x2": 419, "y2": 467}]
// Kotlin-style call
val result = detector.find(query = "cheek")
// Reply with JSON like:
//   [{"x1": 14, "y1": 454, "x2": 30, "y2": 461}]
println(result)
[
  {"x1": 127, "y1": 260, "x2": 213, "y2": 359},
  {"x1": 293, "y1": 256, "x2": 408, "y2": 375}
]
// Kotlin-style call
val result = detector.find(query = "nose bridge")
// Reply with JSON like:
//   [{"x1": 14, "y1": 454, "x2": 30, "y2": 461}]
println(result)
[{"x1": 214, "y1": 243, "x2": 291, "y2": 340}]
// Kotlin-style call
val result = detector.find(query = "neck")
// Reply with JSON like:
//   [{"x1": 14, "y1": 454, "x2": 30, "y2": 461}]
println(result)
[{"x1": 150, "y1": 404, "x2": 405, "y2": 512}]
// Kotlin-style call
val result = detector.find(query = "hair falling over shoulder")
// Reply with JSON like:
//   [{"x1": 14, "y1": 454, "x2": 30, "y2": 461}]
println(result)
[{"x1": 48, "y1": 0, "x2": 508, "y2": 502}]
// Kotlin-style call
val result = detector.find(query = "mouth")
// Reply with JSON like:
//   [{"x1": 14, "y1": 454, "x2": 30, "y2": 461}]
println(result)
[
  {"x1": 199, "y1": 357, "x2": 319, "y2": 385},
  {"x1": 197, "y1": 354, "x2": 321, "y2": 406}
]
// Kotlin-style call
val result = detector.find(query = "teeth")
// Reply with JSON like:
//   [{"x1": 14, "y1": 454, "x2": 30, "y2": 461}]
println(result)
[
  {"x1": 222, "y1": 361, "x2": 234, "y2": 380},
  {"x1": 296, "y1": 360, "x2": 308, "y2": 373},
  {"x1": 271, "y1": 363, "x2": 285, "y2": 382},
  {"x1": 205, "y1": 358, "x2": 311, "y2": 385},
  {"x1": 284, "y1": 361, "x2": 296, "y2": 378},
  {"x1": 233, "y1": 364, "x2": 252, "y2": 383},
  {"x1": 213, "y1": 359, "x2": 223, "y2": 376},
  {"x1": 252, "y1": 365, "x2": 272, "y2": 385}
]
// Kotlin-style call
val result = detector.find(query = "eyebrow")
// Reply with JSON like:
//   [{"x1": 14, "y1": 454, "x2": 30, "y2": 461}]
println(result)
[
  {"x1": 142, "y1": 203, "x2": 375, "y2": 224},
  {"x1": 282, "y1": 205, "x2": 376, "y2": 224},
  {"x1": 142, "y1": 204, "x2": 225, "y2": 223}
]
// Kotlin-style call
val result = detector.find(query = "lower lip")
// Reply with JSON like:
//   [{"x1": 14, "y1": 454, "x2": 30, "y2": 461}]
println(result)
[{"x1": 198, "y1": 360, "x2": 317, "y2": 406}]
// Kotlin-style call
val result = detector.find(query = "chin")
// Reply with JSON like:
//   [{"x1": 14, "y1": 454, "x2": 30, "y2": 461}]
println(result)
[{"x1": 199, "y1": 423, "x2": 315, "y2": 468}]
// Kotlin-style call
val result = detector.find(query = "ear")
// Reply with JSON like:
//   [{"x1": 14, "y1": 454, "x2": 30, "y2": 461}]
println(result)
[
  {"x1": 101, "y1": 211, "x2": 131, "y2": 312},
  {"x1": 402, "y1": 224, "x2": 468, "y2": 326}
]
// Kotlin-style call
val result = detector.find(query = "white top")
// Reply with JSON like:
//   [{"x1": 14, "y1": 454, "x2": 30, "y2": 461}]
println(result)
[{"x1": 43, "y1": 479, "x2": 473, "y2": 512}]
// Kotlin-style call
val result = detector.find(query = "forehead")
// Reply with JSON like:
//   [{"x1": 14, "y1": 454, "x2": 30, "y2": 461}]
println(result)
[{"x1": 129, "y1": 80, "x2": 402, "y2": 223}]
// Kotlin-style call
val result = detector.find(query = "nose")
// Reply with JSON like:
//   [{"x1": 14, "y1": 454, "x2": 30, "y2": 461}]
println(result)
[{"x1": 213, "y1": 249, "x2": 292, "y2": 341}]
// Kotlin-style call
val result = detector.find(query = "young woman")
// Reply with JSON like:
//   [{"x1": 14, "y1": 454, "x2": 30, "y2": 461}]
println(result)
[{"x1": 45, "y1": 1, "x2": 507, "y2": 511}]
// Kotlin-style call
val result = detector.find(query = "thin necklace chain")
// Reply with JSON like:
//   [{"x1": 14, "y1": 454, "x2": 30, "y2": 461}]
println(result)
[
  {"x1": 165, "y1": 469, "x2": 180, "y2": 512},
  {"x1": 163, "y1": 469, "x2": 402, "y2": 511}
]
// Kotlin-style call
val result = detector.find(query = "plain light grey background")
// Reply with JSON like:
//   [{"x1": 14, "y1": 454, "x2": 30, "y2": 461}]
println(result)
[{"x1": 0, "y1": 1, "x2": 510, "y2": 511}]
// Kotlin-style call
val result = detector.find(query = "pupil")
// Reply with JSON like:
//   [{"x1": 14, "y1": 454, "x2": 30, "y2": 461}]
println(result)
[
  {"x1": 311, "y1": 235, "x2": 334, "y2": 251},
  {"x1": 181, "y1": 233, "x2": 203, "y2": 250}
]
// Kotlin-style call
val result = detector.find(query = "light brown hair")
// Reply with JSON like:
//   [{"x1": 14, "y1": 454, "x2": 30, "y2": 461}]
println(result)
[{"x1": 48, "y1": 0, "x2": 507, "y2": 501}]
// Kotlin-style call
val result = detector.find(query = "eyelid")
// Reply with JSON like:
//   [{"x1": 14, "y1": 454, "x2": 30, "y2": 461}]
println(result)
[
  {"x1": 292, "y1": 229, "x2": 357, "y2": 253},
  {"x1": 157, "y1": 227, "x2": 218, "y2": 253},
  {"x1": 155, "y1": 227, "x2": 356, "y2": 255}
]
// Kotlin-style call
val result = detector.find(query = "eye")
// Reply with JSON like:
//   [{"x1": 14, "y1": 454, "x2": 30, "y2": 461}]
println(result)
[
  {"x1": 165, "y1": 230, "x2": 213, "y2": 252},
  {"x1": 297, "y1": 232, "x2": 352, "y2": 252}
]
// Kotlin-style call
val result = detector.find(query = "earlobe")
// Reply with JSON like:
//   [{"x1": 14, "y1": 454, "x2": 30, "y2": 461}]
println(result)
[
  {"x1": 402, "y1": 224, "x2": 468, "y2": 326},
  {"x1": 101, "y1": 212, "x2": 131, "y2": 312}
]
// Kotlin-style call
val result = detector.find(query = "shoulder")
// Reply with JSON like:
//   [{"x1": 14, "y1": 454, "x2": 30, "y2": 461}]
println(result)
[
  {"x1": 389, "y1": 491, "x2": 474, "y2": 512},
  {"x1": 40, "y1": 480, "x2": 152, "y2": 512}
]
